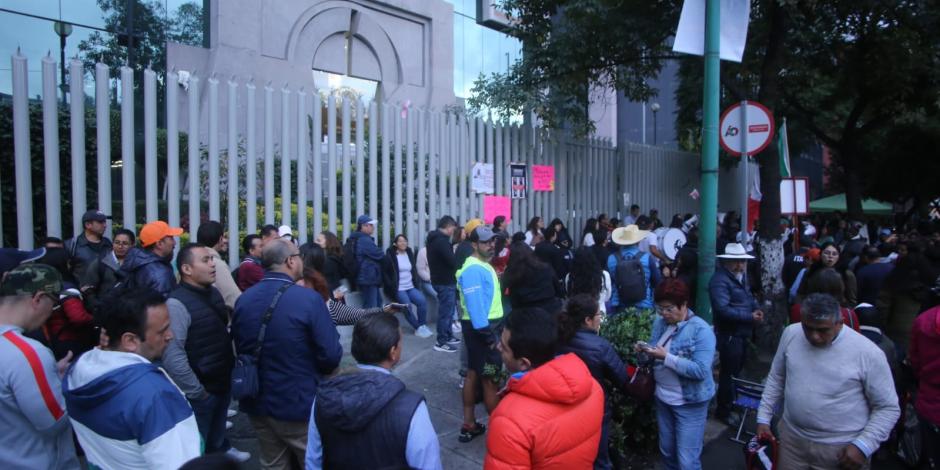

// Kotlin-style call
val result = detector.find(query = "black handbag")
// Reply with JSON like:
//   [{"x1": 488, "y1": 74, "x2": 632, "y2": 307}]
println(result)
[{"x1": 231, "y1": 282, "x2": 292, "y2": 400}]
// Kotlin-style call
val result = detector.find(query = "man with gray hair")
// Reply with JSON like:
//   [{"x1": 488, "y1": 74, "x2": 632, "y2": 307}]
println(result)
[
  {"x1": 756, "y1": 293, "x2": 899, "y2": 470},
  {"x1": 231, "y1": 238, "x2": 342, "y2": 468}
]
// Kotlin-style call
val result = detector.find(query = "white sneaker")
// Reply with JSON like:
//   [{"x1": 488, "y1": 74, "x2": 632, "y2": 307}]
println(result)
[
  {"x1": 225, "y1": 420, "x2": 233, "y2": 430},
  {"x1": 225, "y1": 447, "x2": 251, "y2": 463},
  {"x1": 415, "y1": 325, "x2": 433, "y2": 338},
  {"x1": 452, "y1": 320, "x2": 462, "y2": 333},
  {"x1": 226, "y1": 409, "x2": 237, "y2": 418}
]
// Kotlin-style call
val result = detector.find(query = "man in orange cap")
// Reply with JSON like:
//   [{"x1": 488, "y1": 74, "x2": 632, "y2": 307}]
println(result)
[{"x1": 119, "y1": 221, "x2": 184, "y2": 297}]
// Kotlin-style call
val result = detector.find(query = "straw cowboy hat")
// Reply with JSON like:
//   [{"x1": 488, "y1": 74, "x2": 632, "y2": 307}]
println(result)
[
  {"x1": 611, "y1": 225, "x2": 649, "y2": 246},
  {"x1": 717, "y1": 243, "x2": 755, "y2": 260}
]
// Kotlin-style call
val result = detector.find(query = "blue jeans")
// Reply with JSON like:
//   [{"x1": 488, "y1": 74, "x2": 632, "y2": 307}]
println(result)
[
  {"x1": 359, "y1": 284, "x2": 382, "y2": 309},
  {"x1": 655, "y1": 398, "x2": 709, "y2": 470},
  {"x1": 191, "y1": 390, "x2": 232, "y2": 453},
  {"x1": 396, "y1": 288, "x2": 428, "y2": 329},
  {"x1": 419, "y1": 281, "x2": 438, "y2": 300},
  {"x1": 433, "y1": 284, "x2": 456, "y2": 344}
]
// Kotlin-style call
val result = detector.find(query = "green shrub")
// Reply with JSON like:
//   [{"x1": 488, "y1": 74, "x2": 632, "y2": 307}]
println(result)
[{"x1": 599, "y1": 308, "x2": 659, "y2": 457}]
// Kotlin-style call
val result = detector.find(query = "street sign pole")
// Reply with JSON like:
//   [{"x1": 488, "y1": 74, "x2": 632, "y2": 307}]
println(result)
[
  {"x1": 696, "y1": 0, "x2": 720, "y2": 324},
  {"x1": 741, "y1": 100, "x2": 749, "y2": 243}
]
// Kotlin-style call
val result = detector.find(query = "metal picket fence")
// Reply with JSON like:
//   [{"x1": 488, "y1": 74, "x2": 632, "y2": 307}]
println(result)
[{"x1": 6, "y1": 51, "x2": 629, "y2": 267}]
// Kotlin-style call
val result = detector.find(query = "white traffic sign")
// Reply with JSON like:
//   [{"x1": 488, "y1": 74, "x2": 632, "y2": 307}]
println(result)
[{"x1": 719, "y1": 101, "x2": 775, "y2": 157}]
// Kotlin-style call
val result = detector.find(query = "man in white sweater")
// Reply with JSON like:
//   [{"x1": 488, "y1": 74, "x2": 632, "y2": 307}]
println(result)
[{"x1": 757, "y1": 293, "x2": 899, "y2": 470}]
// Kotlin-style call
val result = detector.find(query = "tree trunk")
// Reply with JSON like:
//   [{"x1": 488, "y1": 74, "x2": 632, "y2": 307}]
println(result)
[
  {"x1": 754, "y1": 0, "x2": 788, "y2": 351},
  {"x1": 841, "y1": 148, "x2": 865, "y2": 221}
]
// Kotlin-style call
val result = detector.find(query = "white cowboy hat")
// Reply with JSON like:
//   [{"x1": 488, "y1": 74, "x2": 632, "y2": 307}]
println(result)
[
  {"x1": 611, "y1": 225, "x2": 649, "y2": 246},
  {"x1": 717, "y1": 243, "x2": 755, "y2": 260}
]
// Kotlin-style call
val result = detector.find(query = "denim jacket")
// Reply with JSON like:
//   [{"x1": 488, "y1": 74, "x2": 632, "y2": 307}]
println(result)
[{"x1": 648, "y1": 313, "x2": 716, "y2": 404}]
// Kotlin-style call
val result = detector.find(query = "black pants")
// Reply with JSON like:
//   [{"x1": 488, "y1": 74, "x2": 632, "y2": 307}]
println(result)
[
  {"x1": 716, "y1": 333, "x2": 747, "y2": 419},
  {"x1": 923, "y1": 415, "x2": 940, "y2": 469}
]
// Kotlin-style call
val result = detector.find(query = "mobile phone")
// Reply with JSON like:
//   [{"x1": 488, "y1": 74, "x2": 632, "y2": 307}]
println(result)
[
  {"x1": 388, "y1": 303, "x2": 410, "y2": 310},
  {"x1": 636, "y1": 341, "x2": 654, "y2": 351}
]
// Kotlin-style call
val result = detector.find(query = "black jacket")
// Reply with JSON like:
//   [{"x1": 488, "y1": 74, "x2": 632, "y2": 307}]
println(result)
[
  {"x1": 560, "y1": 329, "x2": 629, "y2": 415},
  {"x1": 383, "y1": 247, "x2": 419, "y2": 299},
  {"x1": 66, "y1": 233, "x2": 112, "y2": 285},
  {"x1": 535, "y1": 240, "x2": 568, "y2": 281},
  {"x1": 119, "y1": 247, "x2": 177, "y2": 297},
  {"x1": 426, "y1": 230, "x2": 458, "y2": 286},
  {"x1": 507, "y1": 266, "x2": 563, "y2": 314},
  {"x1": 82, "y1": 251, "x2": 125, "y2": 313},
  {"x1": 322, "y1": 254, "x2": 347, "y2": 293},
  {"x1": 168, "y1": 283, "x2": 235, "y2": 394},
  {"x1": 315, "y1": 368, "x2": 424, "y2": 469}
]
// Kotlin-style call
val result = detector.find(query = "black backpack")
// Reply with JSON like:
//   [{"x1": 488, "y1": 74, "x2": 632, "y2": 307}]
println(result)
[
  {"x1": 615, "y1": 251, "x2": 648, "y2": 305},
  {"x1": 342, "y1": 236, "x2": 360, "y2": 289}
]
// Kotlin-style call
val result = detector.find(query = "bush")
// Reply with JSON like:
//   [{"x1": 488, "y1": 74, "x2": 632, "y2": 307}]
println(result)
[{"x1": 599, "y1": 308, "x2": 659, "y2": 458}]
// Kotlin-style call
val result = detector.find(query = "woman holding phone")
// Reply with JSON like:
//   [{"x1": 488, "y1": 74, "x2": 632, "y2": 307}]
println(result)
[
  {"x1": 635, "y1": 278, "x2": 716, "y2": 470},
  {"x1": 383, "y1": 234, "x2": 433, "y2": 338}
]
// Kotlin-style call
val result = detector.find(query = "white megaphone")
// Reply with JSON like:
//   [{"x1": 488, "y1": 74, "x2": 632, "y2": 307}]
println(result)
[{"x1": 682, "y1": 215, "x2": 699, "y2": 234}]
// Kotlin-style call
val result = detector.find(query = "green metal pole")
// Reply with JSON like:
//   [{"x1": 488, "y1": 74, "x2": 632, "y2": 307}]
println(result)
[{"x1": 695, "y1": 0, "x2": 720, "y2": 323}]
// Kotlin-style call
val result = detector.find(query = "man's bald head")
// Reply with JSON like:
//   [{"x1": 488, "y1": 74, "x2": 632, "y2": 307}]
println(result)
[{"x1": 261, "y1": 238, "x2": 302, "y2": 279}]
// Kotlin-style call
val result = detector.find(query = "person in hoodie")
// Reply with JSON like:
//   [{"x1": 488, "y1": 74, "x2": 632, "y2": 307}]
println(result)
[
  {"x1": 0, "y1": 264, "x2": 80, "y2": 470},
  {"x1": 82, "y1": 228, "x2": 134, "y2": 314},
  {"x1": 486, "y1": 307, "x2": 604, "y2": 469},
  {"x1": 120, "y1": 220, "x2": 183, "y2": 297},
  {"x1": 305, "y1": 314, "x2": 442, "y2": 470},
  {"x1": 350, "y1": 215, "x2": 386, "y2": 308},
  {"x1": 163, "y1": 243, "x2": 249, "y2": 462},
  {"x1": 63, "y1": 288, "x2": 201, "y2": 470},
  {"x1": 559, "y1": 294, "x2": 629, "y2": 470}
]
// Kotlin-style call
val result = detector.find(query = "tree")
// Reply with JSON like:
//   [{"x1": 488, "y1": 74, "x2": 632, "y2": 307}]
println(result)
[
  {"x1": 468, "y1": 0, "x2": 682, "y2": 136},
  {"x1": 780, "y1": 0, "x2": 940, "y2": 220}
]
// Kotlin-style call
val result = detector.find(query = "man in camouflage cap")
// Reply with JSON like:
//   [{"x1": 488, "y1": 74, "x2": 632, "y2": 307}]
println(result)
[{"x1": 0, "y1": 263, "x2": 80, "y2": 469}]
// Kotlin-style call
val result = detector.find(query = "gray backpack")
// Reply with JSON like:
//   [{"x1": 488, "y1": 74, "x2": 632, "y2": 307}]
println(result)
[{"x1": 615, "y1": 251, "x2": 648, "y2": 305}]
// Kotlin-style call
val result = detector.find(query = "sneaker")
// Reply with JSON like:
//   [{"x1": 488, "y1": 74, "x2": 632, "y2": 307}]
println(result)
[
  {"x1": 452, "y1": 320, "x2": 463, "y2": 333},
  {"x1": 415, "y1": 325, "x2": 433, "y2": 338},
  {"x1": 458, "y1": 422, "x2": 486, "y2": 443},
  {"x1": 446, "y1": 336, "x2": 462, "y2": 345},
  {"x1": 225, "y1": 420, "x2": 233, "y2": 430},
  {"x1": 434, "y1": 342, "x2": 458, "y2": 353},
  {"x1": 225, "y1": 447, "x2": 251, "y2": 463},
  {"x1": 226, "y1": 409, "x2": 237, "y2": 418},
  {"x1": 456, "y1": 376, "x2": 465, "y2": 389}
]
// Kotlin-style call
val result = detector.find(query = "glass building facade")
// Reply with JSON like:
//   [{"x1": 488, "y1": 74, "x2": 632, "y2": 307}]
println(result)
[{"x1": 445, "y1": 0, "x2": 521, "y2": 101}]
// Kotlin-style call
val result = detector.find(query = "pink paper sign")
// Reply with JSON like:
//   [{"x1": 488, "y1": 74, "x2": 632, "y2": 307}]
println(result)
[
  {"x1": 483, "y1": 196, "x2": 511, "y2": 224},
  {"x1": 532, "y1": 165, "x2": 555, "y2": 191}
]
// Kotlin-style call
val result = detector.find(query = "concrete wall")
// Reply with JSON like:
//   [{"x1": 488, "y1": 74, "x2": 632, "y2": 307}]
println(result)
[{"x1": 167, "y1": 0, "x2": 455, "y2": 150}]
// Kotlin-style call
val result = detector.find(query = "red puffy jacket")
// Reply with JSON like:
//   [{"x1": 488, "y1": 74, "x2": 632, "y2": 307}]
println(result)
[{"x1": 485, "y1": 353, "x2": 604, "y2": 470}]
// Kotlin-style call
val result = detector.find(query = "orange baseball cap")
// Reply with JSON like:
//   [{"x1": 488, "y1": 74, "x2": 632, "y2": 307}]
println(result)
[{"x1": 139, "y1": 221, "x2": 184, "y2": 247}]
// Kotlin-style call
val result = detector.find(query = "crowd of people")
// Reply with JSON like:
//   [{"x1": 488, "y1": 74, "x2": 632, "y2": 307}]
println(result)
[{"x1": 1, "y1": 203, "x2": 939, "y2": 470}]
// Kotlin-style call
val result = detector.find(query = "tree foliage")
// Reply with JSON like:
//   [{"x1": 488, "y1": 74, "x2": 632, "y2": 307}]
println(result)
[{"x1": 468, "y1": 0, "x2": 683, "y2": 136}]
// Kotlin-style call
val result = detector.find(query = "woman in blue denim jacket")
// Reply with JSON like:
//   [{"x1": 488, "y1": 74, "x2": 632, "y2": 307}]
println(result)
[{"x1": 635, "y1": 278, "x2": 716, "y2": 470}]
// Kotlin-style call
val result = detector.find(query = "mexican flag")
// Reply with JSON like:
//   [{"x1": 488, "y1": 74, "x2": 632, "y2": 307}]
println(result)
[{"x1": 778, "y1": 118, "x2": 792, "y2": 178}]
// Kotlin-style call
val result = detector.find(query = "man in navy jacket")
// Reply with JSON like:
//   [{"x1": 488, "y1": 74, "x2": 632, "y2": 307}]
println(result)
[
  {"x1": 232, "y1": 239, "x2": 342, "y2": 468},
  {"x1": 350, "y1": 215, "x2": 386, "y2": 308},
  {"x1": 708, "y1": 243, "x2": 763, "y2": 424}
]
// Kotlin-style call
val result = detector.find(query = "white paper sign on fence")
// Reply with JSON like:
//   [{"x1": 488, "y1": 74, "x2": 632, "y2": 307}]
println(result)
[
  {"x1": 672, "y1": 0, "x2": 751, "y2": 63},
  {"x1": 780, "y1": 178, "x2": 809, "y2": 215},
  {"x1": 471, "y1": 162, "x2": 495, "y2": 194}
]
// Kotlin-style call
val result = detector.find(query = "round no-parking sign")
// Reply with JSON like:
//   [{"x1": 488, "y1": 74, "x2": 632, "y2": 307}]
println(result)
[{"x1": 719, "y1": 101, "x2": 775, "y2": 157}]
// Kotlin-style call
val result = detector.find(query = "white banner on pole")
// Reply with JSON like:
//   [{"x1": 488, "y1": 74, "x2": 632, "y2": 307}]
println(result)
[{"x1": 672, "y1": 0, "x2": 751, "y2": 62}]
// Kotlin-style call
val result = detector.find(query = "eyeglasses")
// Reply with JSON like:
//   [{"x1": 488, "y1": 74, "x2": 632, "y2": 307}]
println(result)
[
  {"x1": 39, "y1": 292, "x2": 59, "y2": 306},
  {"x1": 655, "y1": 304, "x2": 679, "y2": 314},
  {"x1": 284, "y1": 253, "x2": 301, "y2": 264}
]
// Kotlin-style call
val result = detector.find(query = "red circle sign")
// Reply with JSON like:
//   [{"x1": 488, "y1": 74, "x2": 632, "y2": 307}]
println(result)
[{"x1": 719, "y1": 101, "x2": 776, "y2": 157}]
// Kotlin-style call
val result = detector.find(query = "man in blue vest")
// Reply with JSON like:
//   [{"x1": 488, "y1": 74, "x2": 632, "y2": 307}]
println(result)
[
  {"x1": 163, "y1": 243, "x2": 249, "y2": 462},
  {"x1": 306, "y1": 314, "x2": 442, "y2": 470},
  {"x1": 455, "y1": 226, "x2": 504, "y2": 443}
]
